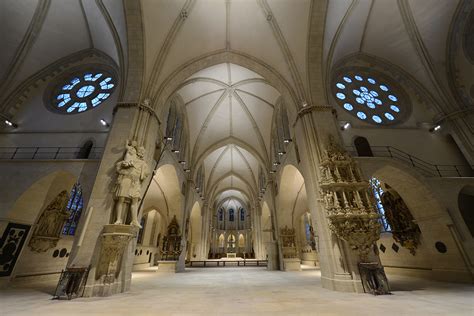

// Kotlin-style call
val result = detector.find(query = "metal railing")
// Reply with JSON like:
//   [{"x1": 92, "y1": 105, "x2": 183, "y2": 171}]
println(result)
[
  {"x1": 0, "y1": 146, "x2": 104, "y2": 160},
  {"x1": 347, "y1": 145, "x2": 474, "y2": 178}
]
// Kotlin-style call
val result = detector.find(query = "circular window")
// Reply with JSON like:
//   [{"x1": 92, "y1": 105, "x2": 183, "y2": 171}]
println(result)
[
  {"x1": 48, "y1": 70, "x2": 116, "y2": 114},
  {"x1": 332, "y1": 69, "x2": 410, "y2": 125}
]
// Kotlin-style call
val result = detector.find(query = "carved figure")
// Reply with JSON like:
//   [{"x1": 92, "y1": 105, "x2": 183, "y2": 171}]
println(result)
[
  {"x1": 29, "y1": 190, "x2": 70, "y2": 252},
  {"x1": 113, "y1": 140, "x2": 150, "y2": 227}
]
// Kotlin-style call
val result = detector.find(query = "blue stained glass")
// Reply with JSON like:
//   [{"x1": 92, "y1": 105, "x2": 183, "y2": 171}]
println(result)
[
  {"x1": 355, "y1": 75, "x2": 363, "y2": 81},
  {"x1": 343, "y1": 76, "x2": 352, "y2": 83},
  {"x1": 356, "y1": 97, "x2": 364, "y2": 104},
  {"x1": 368, "y1": 78, "x2": 376, "y2": 84},
  {"x1": 367, "y1": 102, "x2": 375, "y2": 109},
  {"x1": 357, "y1": 111, "x2": 367, "y2": 120},
  {"x1": 370, "y1": 90, "x2": 378, "y2": 97},
  {"x1": 390, "y1": 105, "x2": 400, "y2": 112},
  {"x1": 385, "y1": 113, "x2": 395, "y2": 120},
  {"x1": 62, "y1": 183, "x2": 84, "y2": 236},
  {"x1": 360, "y1": 86, "x2": 368, "y2": 92},
  {"x1": 67, "y1": 102, "x2": 80, "y2": 112},
  {"x1": 353, "y1": 89, "x2": 361, "y2": 96},
  {"x1": 388, "y1": 95, "x2": 398, "y2": 102},
  {"x1": 58, "y1": 98, "x2": 71, "y2": 107},
  {"x1": 343, "y1": 103, "x2": 353, "y2": 111},
  {"x1": 336, "y1": 83, "x2": 345, "y2": 89},
  {"x1": 380, "y1": 85, "x2": 389, "y2": 91},
  {"x1": 372, "y1": 115, "x2": 382, "y2": 123},
  {"x1": 76, "y1": 85, "x2": 95, "y2": 98},
  {"x1": 57, "y1": 94, "x2": 69, "y2": 100},
  {"x1": 336, "y1": 93, "x2": 346, "y2": 100},
  {"x1": 375, "y1": 99, "x2": 382, "y2": 105},
  {"x1": 370, "y1": 178, "x2": 391, "y2": 232}
]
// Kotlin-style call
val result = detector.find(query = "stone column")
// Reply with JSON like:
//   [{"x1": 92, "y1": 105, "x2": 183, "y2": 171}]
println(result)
[
  {"x1": 177, "y1": 180, "x2": 195, "y2": 271},
  {"x1": 294, "y1": 104, "x2": 381, "y2": 293},
  {"x1": 67, "y1": 101, "x2": 160, "y2": 297},
  {"x1": 199, "y1": 202, "x2": 210, "y2": 259}
]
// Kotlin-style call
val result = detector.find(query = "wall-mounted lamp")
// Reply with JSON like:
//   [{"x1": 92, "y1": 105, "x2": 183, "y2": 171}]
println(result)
[
  {"x1": 179, "y1": 160, "x2": 186, "y2": 165},
  {"x1": 283, "y1": 138, "x2": 292, "y2": 144},
  {"x1": 429, "y1": 125, "x2": 441, "y2": 133},
  {"x1": 277, "y1": 151, "x2": 285, "y2": 156},
  {"x1": 171, "y1": 149, "x2": 180, "y2": 153},
  {"x1": 342, "y1": 122, "x2": 351, "y2": 130},
  {"x1": 184, "y1": 168, "x2": 191, "y2": 173},
  {"x1": 100, "y1": 119, "x2": 109, "y2": 127},
  {"x1": 4, "y1": 120, "x2": 17, "y2": 128},
  {"x1": 269, "y1": 170, "x2": 276, "y2": 174},
  {"x1": 273, "y1": 161, "x2": 280, "y2": 166},
  {"x1": 164, "y1": 136, "x2": 173, "y2": 141}
]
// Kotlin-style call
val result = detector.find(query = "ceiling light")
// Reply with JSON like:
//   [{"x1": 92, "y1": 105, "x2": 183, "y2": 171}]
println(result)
[
  {"x1": 100, "y1": 119, "x2": 109, "y2": 127},
  {"x1": 283, "y1": 138, "x2": 292, "y2": 143}
]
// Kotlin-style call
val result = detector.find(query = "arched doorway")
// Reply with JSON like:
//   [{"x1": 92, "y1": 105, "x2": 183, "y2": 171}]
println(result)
[{"x1": 354, "y1": 136, "x2": 373, "y2": 157}]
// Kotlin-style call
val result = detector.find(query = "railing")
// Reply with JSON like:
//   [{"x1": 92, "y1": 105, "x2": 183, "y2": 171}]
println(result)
[
  {"x1": 0, "y1": 146, "x2": 104, "y2": 160},
  {"x1": 347, "y1": 145, "x2": 474, "y2": 178}
]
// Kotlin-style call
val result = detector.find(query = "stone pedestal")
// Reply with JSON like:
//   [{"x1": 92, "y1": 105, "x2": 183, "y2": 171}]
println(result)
[
  {"x1": 87, "y1": 224, "x2": 137, "y2": 297},
  {"x1": 157, "y1": 261, "x2": 177, "y2": 273},
  {"x1": 301, "y1": 251, "x2": 318, "y2": 266},
  {"x1": 283, "y1": 258, "x2": 301, "y2": 271}
]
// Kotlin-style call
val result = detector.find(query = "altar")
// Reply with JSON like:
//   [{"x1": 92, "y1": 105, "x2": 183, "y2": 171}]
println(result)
[{"x1": 226, "y1": 253, "x2": 237, "y2": 258}]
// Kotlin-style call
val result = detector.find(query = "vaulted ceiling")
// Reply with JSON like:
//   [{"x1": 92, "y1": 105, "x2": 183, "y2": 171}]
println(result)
[{"x1": 1, "y1": 0, "x2": 470, "y2": 209}]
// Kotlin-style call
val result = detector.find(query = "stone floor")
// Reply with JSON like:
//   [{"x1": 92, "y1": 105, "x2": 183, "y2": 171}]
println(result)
[{"x1": 1, "y1": 266, "x2": 473, "y2": 315}]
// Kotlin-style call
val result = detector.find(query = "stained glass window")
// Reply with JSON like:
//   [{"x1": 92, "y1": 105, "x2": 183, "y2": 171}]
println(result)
[
  {"x1": 52, "y1": 72, "x2": 116, "y2": 114},
  {"x1": 369, "y1": 178, "x2": 391, "y2": 232},
  {"x1": 333, "y1": 73, "x2": 407, "y2": 125},
  {"x1": 229, "y1": 209, "x2": 234, "y2": 222},
  {"x1": 62, "y1": 183, "x2": 84, "y2": 236},
  {"x1": 240, "y1": 208, "x2": 245, "y2": 221},
  {"x1": 219, "y1": 209, "x2": 223, "y2": 221}
]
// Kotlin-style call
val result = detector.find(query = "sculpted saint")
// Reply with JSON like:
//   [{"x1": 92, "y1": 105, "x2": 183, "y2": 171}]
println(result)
[{"x1": 113, "y1": 141, "x2": 150, "y2": 227}]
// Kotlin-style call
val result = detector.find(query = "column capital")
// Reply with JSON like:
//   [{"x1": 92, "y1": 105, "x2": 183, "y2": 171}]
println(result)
[
  {"x1": 294, "y1": 104, "x2": 336, "y2": 125},
  {"x1": 114, "y1": 101, "x2": 161, "y2": 125}
]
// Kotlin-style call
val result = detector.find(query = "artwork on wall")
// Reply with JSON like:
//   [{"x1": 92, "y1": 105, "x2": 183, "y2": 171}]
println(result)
[
  {"x1": 28, "y1": 190, "x2": 70, "y2": 252},
  {"x1": 0, "y1": 223, "x2": 31, "y2": 277}
]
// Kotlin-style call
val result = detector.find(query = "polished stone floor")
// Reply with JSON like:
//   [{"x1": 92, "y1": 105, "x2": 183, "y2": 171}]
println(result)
[{"x1": 1, "y1": 266, "x2": 473, "y2": 315}]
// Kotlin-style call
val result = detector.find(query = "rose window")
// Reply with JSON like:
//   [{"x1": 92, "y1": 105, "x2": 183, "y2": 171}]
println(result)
[
  {"x1": 51, "y1": 72, "x2": 116, "y2": 114},
  {"x1": 332, "y1": 73, "x2": 408, "y2": 125}
]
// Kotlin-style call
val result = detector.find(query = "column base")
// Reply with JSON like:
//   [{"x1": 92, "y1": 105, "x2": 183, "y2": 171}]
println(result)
[{"x1": 321, "y1": 273, "x2": 365, "y2": 293}]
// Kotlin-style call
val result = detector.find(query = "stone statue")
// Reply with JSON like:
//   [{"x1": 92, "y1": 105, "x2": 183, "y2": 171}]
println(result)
[
  {"x1": 29, "y1": 190, "x2": 70, "y2": 252},
  {"x1": 113, "y1": 140, "x2": 150, "y2": 227}
]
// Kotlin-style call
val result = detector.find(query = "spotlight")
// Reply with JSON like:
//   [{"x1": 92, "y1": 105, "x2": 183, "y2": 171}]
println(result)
[
  {"x1": 277, "y1": 151, "x2": 285, "y2": 156},
  {"x1": 302, "y1": 101, "x2": 308, "y2": 107},
  {"x1": 184, "y1": 168, "x2": 191, "y2": 173},
  {"x1": 164, "y1": 136, "x2": 173, "y2": 141},
  {"x1": 269, "y1": 170, "x2": 276, "y2": 174},
  {"x1": 179, "y1": 160, "x2": 186, "y2": 164},
  {"x1": 100, "y1": 119, "x2": 109, "y2": 127},
  {"x1": 429, "y1": 125, "x2": 441, "y2": 133},
  {"x1": 4, "y1": 120, "x2": 15, "y2": 127},
  {"x1": 283, "y1": 138, "x2": 292, "y2": 143},
  {"x1": 273, "y1": 161, "x2": 280, "y2": 166},
  {"x1": 171, "y1": 149, "x2": 180, "y2": 153},
  {"x1": 342, "y1": 122, "x2": 351, "y2": 130}
]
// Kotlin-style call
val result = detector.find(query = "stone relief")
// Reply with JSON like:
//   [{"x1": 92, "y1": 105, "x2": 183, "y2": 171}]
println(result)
[
  {"x1": 319, "y1": 136, "x2": 381, "y2": 261},
  {"x1": 95, "y1": 224, "x2": 136, "y2": 283},
  {"x1": 113, "y1": 140, "x2": 150, "y2": 227},
  {"x1": 28, "y1": 190, "x2": 70, "y2": 253},
  {"x1": 280, "y1": 225, "x2": 298, "y2": 259},
  {"x1": 381, "y1": 188, "x2": 421, "y2": 255}
]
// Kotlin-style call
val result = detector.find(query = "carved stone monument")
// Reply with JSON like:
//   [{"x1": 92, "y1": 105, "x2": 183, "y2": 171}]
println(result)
[
  {"x1": 113, "y1": 140, "x2": 150, "y2": 227},
  {"x1": 319, "y1": 136, "x2": 381, "y2": 261},
  {"x1": 280, "y1": 225, "x2": 301, "y2": 271},
  {"x1": 29, "y1": 190, "x2": 70, "y2": 252},
  {"x1": 381, "y1": 188, "x2": 421, "y2": 255}
]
